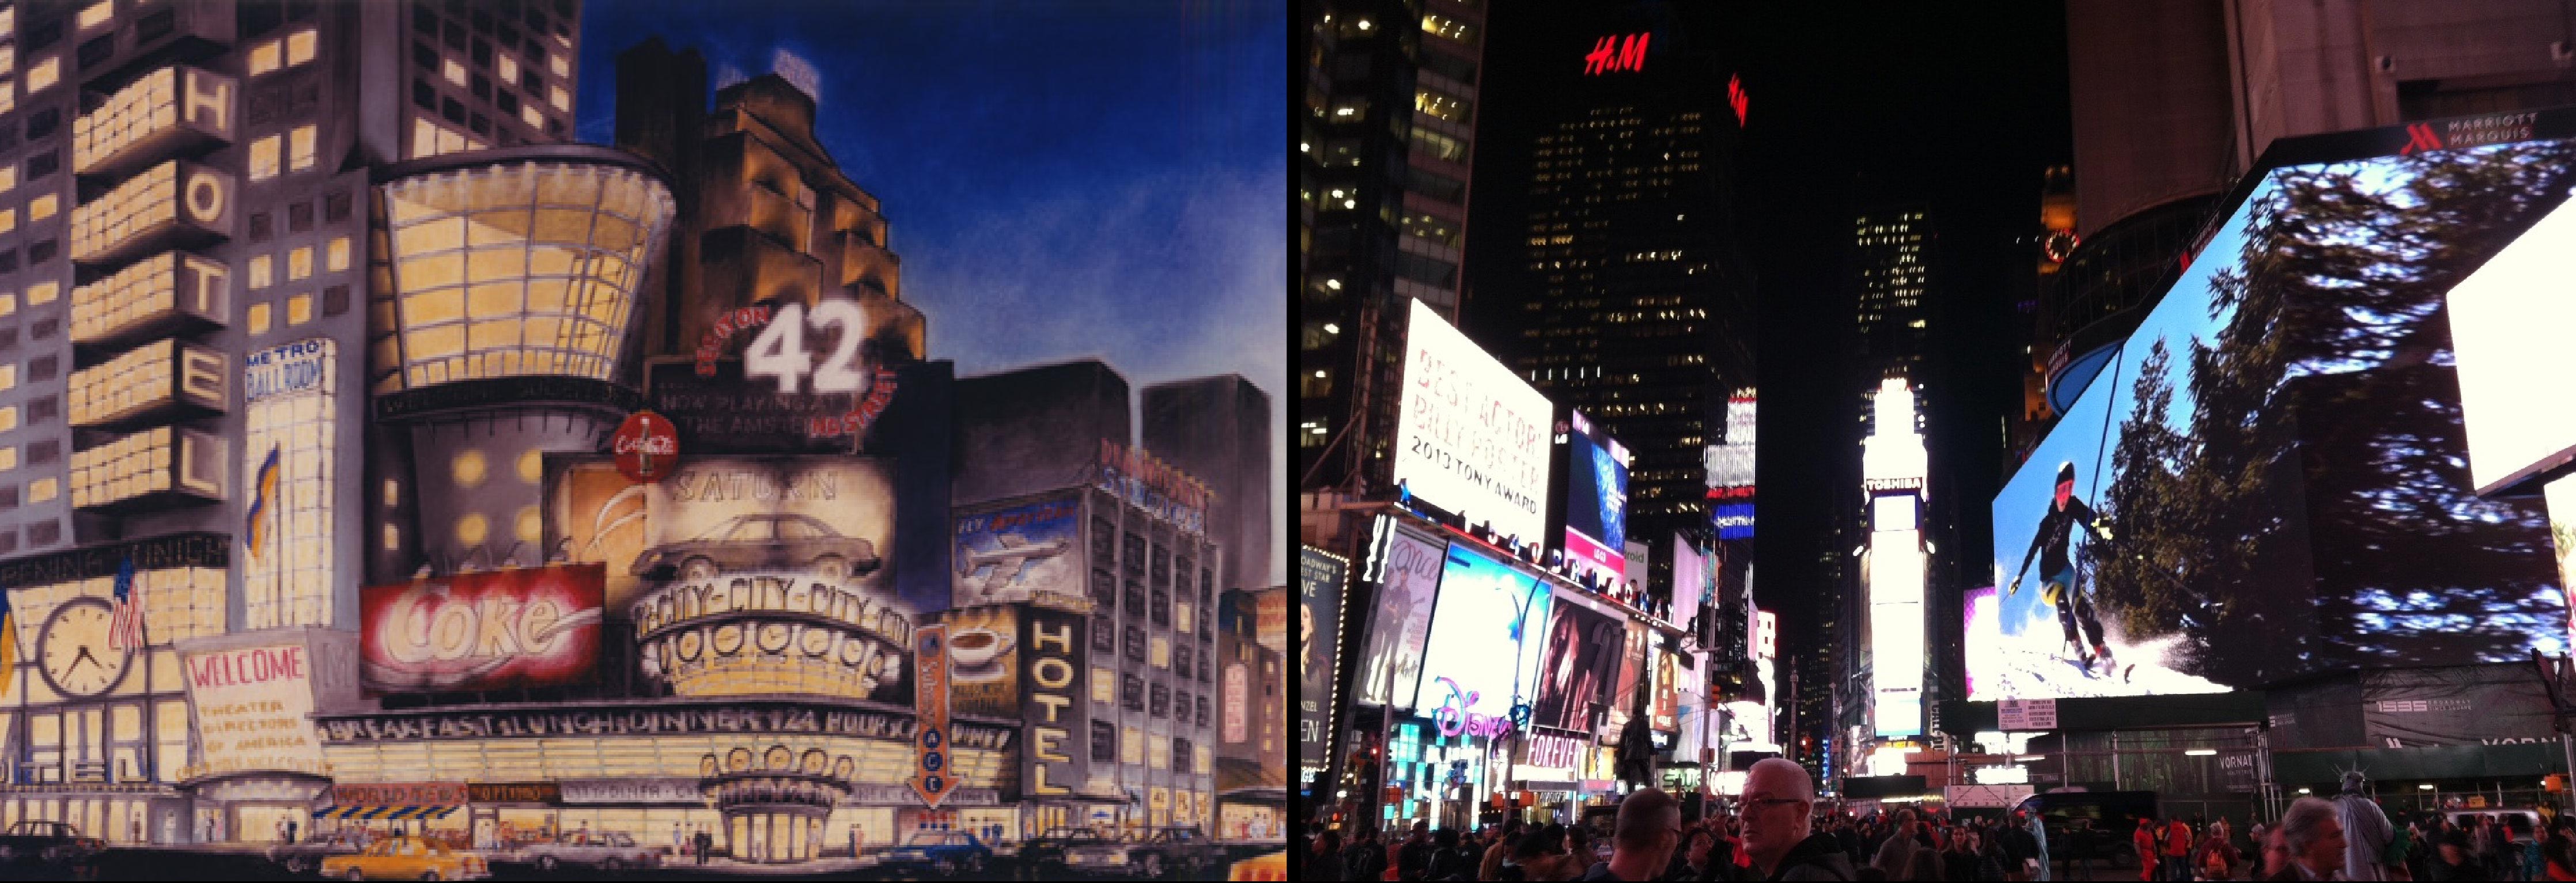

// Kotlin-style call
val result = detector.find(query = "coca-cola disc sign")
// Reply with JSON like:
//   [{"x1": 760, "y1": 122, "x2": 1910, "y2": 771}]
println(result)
[{"x1": 615, "y1": 410, "x2": 680, "y2": 483}]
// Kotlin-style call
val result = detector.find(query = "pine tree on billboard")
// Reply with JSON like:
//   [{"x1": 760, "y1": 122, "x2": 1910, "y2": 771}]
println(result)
[{"x1": 2082, "y1": 141, "x2": 2576, "y2": 685}]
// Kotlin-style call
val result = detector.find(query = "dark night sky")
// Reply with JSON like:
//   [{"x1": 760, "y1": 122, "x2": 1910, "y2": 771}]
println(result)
[
  {"x1": 1467, "y1": 2, "x2": 2073, "y2": 640},
  {"x1": 569, "y1": 0, "x2": 1287, "y2": 582}
]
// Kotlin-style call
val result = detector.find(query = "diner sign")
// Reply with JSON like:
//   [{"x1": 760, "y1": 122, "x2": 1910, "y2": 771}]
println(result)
[
  {"x1": 558, "y1": 778, "x2": 706, "y2": 806},
  {"x1": 314, "y1": 706, "x2": 1015, "y2": 751}
]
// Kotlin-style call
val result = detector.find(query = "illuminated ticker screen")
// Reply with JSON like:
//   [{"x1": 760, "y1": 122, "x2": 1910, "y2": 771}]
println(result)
[{"x1": 1983, "y1": 134, "x2": 2576, "y2": 700}]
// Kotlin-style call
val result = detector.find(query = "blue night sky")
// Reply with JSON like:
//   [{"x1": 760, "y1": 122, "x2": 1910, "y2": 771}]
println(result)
[{"x1": 573, "y1": 1, "x2": 1287, "y2": 581}]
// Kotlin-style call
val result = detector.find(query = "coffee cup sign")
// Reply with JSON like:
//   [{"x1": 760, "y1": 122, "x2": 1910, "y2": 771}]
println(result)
[{"x1": 950, "y1": 628, "x2": 1013, "y2": 669}]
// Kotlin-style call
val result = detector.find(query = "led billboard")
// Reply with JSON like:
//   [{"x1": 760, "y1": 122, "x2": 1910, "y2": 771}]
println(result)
[
  {"x1": 1983, "y1": 131, "x2": 2576, "y2": 700},
  {"x1": 1560, "y1": 410, "x2": 1631, "y2": 587},
  {"x1": 2447, "y1": 196, "x2": 2576, "y2": 497},
  {"x1": 1412, "y1": 541, "x2": 1552, "y2": 724},
  {"x1": 1353, "y1": 526, "x2": 1445, "y2": 708},
  {"x1": 1395, "y1": 299, "x2": 1553, "y2": 544},
  {"x1": 1532, "y1": 593, "x2": 1624, "y2": 733}
]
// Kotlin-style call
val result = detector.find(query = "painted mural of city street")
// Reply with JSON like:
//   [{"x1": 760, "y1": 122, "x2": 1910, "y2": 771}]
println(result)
[{"x1": 0, "y1": 0, "x2": 1281, "y2": 880}]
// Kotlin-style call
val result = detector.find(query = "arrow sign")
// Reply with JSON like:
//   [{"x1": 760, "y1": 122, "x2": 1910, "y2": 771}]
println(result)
[{"x1": 913, "y1": 624, "x2": 956, "y2": 808}]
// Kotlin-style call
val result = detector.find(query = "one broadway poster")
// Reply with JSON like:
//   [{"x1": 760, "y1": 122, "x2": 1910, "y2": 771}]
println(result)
[
  {"x1": 1299, "y1": 547, "x2": 1346, "y2": 768},
  {"x1": 1354, "y1": 529, "x2": 1443, "y2": 708}
]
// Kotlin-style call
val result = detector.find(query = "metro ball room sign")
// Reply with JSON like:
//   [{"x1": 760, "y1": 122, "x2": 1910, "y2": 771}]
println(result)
[{"x1": 1395, "y1": 299, "x2": 1552, "y2": 544}]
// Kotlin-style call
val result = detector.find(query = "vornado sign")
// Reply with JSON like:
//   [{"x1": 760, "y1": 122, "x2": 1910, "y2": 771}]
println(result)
[
  {"x1": 1020, "y1": 602, "x2": 1091, "y2": 797},
  {"x1": 1393, "y1": 299, "x2": 1552, "y2": 543}
]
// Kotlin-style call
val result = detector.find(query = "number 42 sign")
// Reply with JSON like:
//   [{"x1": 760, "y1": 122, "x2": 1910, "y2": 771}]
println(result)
[{"x1": 739, "y1": 300, "x2": 903, "y2": 441}]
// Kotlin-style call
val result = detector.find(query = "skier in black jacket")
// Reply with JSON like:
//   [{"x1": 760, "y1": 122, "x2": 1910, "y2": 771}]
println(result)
[{"x1": 2009, "y1": 461, "x2": 2119, "y2": 675}]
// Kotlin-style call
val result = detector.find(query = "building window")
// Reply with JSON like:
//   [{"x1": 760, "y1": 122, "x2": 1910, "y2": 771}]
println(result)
[
  {"x1": 285, "y1": 29, "x2": 317, "y2": 67},
  {"x1": 1150, "y1": 681, "x2": 1168, "y2": 718},
  {"x1": 288, "y1": 124, "x2": 316, "y2": 172},
  {"x1": 1121, "y1": 673, "x2": 1143, "y2": 711},
  {"x1": 248, "y1": 211, "x2": 272, "y2": 242},
  {"x1": 24, "y1": 150, "x2": 54, "y2": 180},
  {"x1": 248, "y1": 40, "x2": 281, "y2": 77},
  {"x1": 1151, "y1": 589, "x2": 1170, "y2": 626},
  {"x1": 287, "y1": 246, "x2": 312, "y2": 281},
  {"x1": 288, "y1": 200, "x2": 313, "y2": 232},
  {"x1": 1090, "y1": 721, "x2": 1115, "y2": 763},
  {"x1": 25, "y1": 107, "x2": 55, "y2": 139},
  {"x1": 248, "y1": 134, "x2": 279, "y2": 180},
  {"x1": 324, "y1": 190, "x2": 353, "y2": 222},
  {"x1": 443, "y1": 58, "x2": 466, "y2": 88},
  {"x1": 326, "y1": 236, "x2": 350, "y2": 272},
  {"x1": 414, "y1": 41, "x2": 438, "y2": 71},
  {"x1": 1091, "y1": 611, "x2": 1114, "y2": 654},
  {"x1": 1124, "y1": 624, "x2": 1145, "y2": 664},
  {"x1": 27, "y1": 194, "x2": 51, "y2": 223},
  {"x1": 248, "y1": 255, "x2": 271, "y2": 289}
]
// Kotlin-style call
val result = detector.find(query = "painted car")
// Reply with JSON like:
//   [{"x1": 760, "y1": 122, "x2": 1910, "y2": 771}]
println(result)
[
  {"x1": 0, "y1": 820, "x2": 104, "y2": 874},
  {"x1": 629, "y1": 514, "x2": 882, "y2": 582},
  {"x1": 514, "y1": 831, "x2": 661, "y2": 872},
  {"x1": 1227, "y1": 850, "x2": 1288, "y2": 882},
  {"x1": 268, "y1": 831, "x2": 368, "y2": 876},
  {"x1": 1061, "y1": 826, "x2": 1226, "y2": 878},
  {"x1": 868, "y1": 829, "x2": 992, "y2": 875},
  {"x1": 319, "y1": 835, "x2": 491, "y2": 881},
  {"x1": 1007, "y1": 826, "x2": 1115, "y2": 874}
]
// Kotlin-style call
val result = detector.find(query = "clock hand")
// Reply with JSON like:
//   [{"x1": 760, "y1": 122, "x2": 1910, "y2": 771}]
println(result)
[{"x1": 70, "y1": 646, "x2": 97, "y2": 674}]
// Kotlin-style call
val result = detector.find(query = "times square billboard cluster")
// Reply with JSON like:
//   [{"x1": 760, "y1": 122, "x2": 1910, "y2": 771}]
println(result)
[
  {"x1": 0, "y1": 2, "x2": 1287, "y2": 869},
  {"x1": 1302, "y1": 301, "x2": 1776, "y2": 830}
]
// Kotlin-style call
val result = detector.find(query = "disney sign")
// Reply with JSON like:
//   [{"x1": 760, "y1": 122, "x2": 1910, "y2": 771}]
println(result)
[{"x1": 1428, "y1": 676, "x2": 1515, "y2": 745}]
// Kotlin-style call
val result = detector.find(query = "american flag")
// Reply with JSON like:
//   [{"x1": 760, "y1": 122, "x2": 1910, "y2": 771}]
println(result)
[{"x1": 109, "y1": 556, "x2": 143, "y2": 652}]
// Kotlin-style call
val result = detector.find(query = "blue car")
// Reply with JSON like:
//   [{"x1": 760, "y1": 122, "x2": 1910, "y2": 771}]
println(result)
[{"x1": 869, "y1": 830, "x2": 992, "y2": 875}]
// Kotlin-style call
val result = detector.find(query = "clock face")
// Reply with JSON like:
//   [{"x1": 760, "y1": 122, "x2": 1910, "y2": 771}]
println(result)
[
  {"x1": 800, "y1": 626, "x2": 833, "y2": 657},
  {"x1": 757, "y1": 622, "x2": 791, "y2": 654},
  {"x1": 40, "y1": 599, "x2": 131, "y2": 699}
]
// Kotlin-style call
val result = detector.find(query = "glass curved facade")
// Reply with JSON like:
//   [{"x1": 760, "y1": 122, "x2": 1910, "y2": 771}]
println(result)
[{"x1": 375, "y1": 159, "x2": 675, "y2": 391}]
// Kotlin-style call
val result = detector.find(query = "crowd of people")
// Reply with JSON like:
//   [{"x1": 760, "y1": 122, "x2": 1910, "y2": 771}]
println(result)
[{"x1": 1300, "y1": 761, "x2": 2576, "y2": 881}]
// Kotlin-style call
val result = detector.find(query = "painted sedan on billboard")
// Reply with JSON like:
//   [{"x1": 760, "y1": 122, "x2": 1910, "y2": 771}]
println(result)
[
  {"x1": 360, "y1": 563, "x2": 607, "y2": 695},
  {"x1": 1983, "y1": 133, "x2": 2576, "y2": 700}
]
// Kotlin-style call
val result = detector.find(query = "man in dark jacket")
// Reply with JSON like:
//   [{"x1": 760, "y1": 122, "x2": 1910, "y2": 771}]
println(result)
[
  {"x1": 1398, "y1": 822, "x2": 1433, "y2": 881},
  {"x1": 1346, "y1": 825, "x2": 1386, "y2": 882},
  {"x1": 1739, "y1": 759, "x2": 1855, "y2": 881}
]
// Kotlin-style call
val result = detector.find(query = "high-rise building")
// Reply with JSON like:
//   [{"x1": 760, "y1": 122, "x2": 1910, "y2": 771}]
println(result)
[
  {"x1": 1503, "y1": 17, "x2": 1753, "y2": 605},
  {"x1": 1143, "y1": 375, "x2": 1273, "y2": 592},
  {"x1": 0, "y1": 0, "x2": 604, "y2": 844},
  {"x1": 2042, "y1": 0, "x2": 2576, "y2": 425},
  {"x1": 611, "y1": 43, "x2": 921, "y2": 367},
  {"x1": 1297, "y1": 0, "x2": 1486, "y2": 494}
]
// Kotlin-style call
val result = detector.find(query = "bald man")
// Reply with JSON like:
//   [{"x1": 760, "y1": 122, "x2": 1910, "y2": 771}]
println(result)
[{"x1": 1741, "y1": 758, "x2": 1855, "y2": 881}]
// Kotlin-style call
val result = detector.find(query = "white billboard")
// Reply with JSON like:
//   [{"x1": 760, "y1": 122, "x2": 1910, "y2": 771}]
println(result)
[
  {"x1": 1866, "y1": 380, "x2": 1927, "y2": 738},
  {"x1": 2449, "y1": 197, "x2": 2576, "y2": 495},
  {"x1": 1395, "y1": 299, "x2": 1553, "y2": 544}
]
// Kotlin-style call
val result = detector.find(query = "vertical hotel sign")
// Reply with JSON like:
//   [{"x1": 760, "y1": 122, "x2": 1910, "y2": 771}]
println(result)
[
  {"x1": 911, "y1": 624, "x2": 954, "y2": 808},
  {"x1": 243, "y1": 338, "x2": 334, "y2": 629},
  {"x1": 1022, "y1": 602, "x2": 1089, "y2": 797},
  {"x1": 183, "y1": 643, "x2": 326, "y2": 776}
]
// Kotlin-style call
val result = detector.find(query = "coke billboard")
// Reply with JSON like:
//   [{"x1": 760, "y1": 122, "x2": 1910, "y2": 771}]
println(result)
[{"x1": 360, "y1": 563, "x2": 607, "y2": 695}]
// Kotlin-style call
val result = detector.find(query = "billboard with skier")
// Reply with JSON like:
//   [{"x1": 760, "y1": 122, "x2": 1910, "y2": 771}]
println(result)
[{"x1": 1981, "y1": 128, "x2": 2576, "y2": 700}]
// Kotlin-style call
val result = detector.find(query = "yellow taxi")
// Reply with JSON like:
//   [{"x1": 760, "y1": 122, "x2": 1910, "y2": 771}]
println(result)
[
  {"x1": 1227, "y1": 849, "x2": 1286, "y2": 881},
  {"x1": 318, "y1": 835, "x2": 490, "y2": 881}
]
